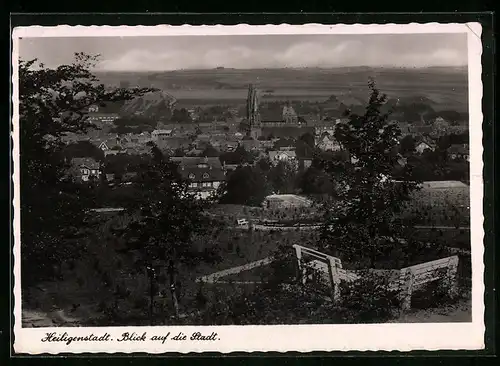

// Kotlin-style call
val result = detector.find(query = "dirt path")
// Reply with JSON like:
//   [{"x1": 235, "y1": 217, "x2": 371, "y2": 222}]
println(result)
[
  {"x1": 196, "y1": 257, "x2": 273, "y2": 284},
  {"x1": 390, "y1": 299, "x2": 472, "y2": 323},
  {"x1": 22, "y1": 309, "x2": 82, "y2": 328}
]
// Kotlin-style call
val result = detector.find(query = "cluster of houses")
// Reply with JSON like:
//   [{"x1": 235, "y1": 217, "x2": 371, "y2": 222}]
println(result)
[{"x1": 66, "y1": 102, "x2": 469, "y2": 199}]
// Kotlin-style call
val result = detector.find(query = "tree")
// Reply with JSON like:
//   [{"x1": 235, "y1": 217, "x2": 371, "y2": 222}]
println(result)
[
  {"x1": 218, "y1": 166, "x2": 270, "y2": 206},
  {"x1": 118, "y1": 146, "x2": 220, "y2": 320},
  {"x1": 318, "y1": 80, "x2": 420, "y2": 268},
  {"x1": 267, "y1": 160, "x2": 299, "y2": 194},
  {"x1": 18, "y1": 53, "x2": 155, "y2": 285},
  {"x1": 399, "y1": 135, "x2": 416, "y2": 156},
  {"x1": 299, "y1": 166, "x2": 335, "y2": 196}
]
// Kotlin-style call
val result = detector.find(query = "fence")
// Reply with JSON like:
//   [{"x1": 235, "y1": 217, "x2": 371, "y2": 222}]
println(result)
[
  {"x1": 390, "y1": 255, "x2": 459, "y2": 311},
  {"x1": 292, "y1": 244, "x2": 359, "y2": 302},
  {"x1": 292, "y1": 244, "x2": 459, "y2": 312}
]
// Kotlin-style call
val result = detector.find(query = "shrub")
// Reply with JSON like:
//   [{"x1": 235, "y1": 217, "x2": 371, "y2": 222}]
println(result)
[{"x1": 337, "y1": 272, "x2": 400, "y2": 323}]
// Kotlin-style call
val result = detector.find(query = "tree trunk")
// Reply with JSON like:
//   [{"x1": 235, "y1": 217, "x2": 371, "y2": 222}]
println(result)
[{"x1": 168, "y1": 260, "x2": 180, "y2": 319}]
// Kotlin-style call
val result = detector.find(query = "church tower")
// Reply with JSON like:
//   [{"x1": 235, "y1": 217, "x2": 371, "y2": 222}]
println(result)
[
  {"x1": 246, "y1": 84, "x2": 261, "y2": 128},
  {"x1": 246, "y1": 84, "x2": 262, "y2": 139}
]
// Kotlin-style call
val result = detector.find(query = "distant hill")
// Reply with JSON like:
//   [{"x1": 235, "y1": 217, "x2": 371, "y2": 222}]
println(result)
[
  {"x1": 94, "y1": 66, "x2": 468, "y2": 111},
  {"x1": 121, "y1": 90, "x2": 177, "y2": 119}
]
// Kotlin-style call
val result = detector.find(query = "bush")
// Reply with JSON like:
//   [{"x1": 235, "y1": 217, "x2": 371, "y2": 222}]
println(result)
[{"x1": 337, "y1": 272, "x2": 401, "y2": 323}]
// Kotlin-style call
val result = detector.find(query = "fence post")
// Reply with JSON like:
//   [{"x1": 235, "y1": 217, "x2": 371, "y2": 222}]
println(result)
[
  {"x1": 447, "y1": 256, "x2": 459, "y2": 299},
  {"x1": 293, "y1": 245, "x2": 306, "y2": 284},
  {"x1": 328, "y1": 257, "x2": 341, "y2": 303},
  {"x1": 399, "y1": 268, "x2": 414, "y2": 312}
]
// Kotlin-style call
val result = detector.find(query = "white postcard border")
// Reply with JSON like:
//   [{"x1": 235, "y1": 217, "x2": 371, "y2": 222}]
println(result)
[{"x1": 11, "y1": 22, "x2": 485, "y2": 354}]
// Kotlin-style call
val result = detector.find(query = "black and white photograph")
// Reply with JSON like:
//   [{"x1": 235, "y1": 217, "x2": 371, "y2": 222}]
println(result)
[{"x1": 12, "y1": 23, "x2": 484, "y2": 353}]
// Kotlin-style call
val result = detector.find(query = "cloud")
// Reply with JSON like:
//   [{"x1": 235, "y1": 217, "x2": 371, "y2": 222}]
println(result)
[{"x1": 96, "y1": 40, "x2": 467, "y2": 71}]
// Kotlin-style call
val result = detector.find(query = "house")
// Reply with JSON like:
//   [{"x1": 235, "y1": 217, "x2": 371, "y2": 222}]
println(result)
[
  {"x1": 282, "y1": 104, "x2": 299, "y2": 125},
  {"x1": 152, "y1": 129, "x2": 175, "y2": 141},
  {"x1": 448, "y1": 144, "x2": 469, "y2": 161},
  {"x1": 171, "y1": 157, "x2": 226, "y2": 199},
  {"x1": 268, "y1": 150, "x2": 297, "y2": 165},
  {"x1": 316, "y1": 134, "x2": 341, "y2": 151},
  {"x1": 314, "y1": 126, "x2": 336, "y2": 137},
  {"x1": 415, "y1": 141, "x2": 435, "y2": 154},
  {"x1": 70, "y1": 157, "x2": 102, "y2": 182},
  {"x1": 96, "y1": 137, "x2": 127, "y2": 156}
]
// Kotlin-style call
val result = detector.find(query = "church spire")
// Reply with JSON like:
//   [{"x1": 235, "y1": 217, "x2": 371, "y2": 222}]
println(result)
[{"x1": 246, "y1": 84, "x2": 260, "y2": 129}]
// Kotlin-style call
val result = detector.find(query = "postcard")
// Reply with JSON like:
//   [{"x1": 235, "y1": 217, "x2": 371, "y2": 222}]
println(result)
[{"x1": 11, "y1": 22, "x2": 484, "y2": 354}]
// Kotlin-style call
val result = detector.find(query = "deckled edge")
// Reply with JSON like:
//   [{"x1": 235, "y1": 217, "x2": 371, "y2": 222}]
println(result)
[{"x1": 11, "y1": 22, "x2": 485, "y2": 354}]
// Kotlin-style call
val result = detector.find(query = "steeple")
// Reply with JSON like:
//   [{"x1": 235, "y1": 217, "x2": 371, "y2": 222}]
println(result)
[{"x1": 246, "y1": 84, "x2": 260, "y2": 129}]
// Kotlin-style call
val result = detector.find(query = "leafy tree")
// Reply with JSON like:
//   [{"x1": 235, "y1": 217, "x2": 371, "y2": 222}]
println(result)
[
  {"x1": 19, "y1": 53, "x2": 155, "y2": 285},
  {"x1": 117, "y1": 146, "x2": 220, "y2": 319},
  {"x1": 218, "y1": 166, "x2": 270, "y2": 206},
  {"x1": 298, "y1": 166, "x2": 335, "y2": 196},
  {"x1": 267, "y1": 160, "x2": 299, "y2": 194},
  {"x1": 399, "y1": 135, "x2": 416, "y2": 156},
  {"x1": 318, "y1": 80, "x2": 420, "y2": 268},
  {"x1": 256, "y1": 157, "x2": 272, "y2": 172}
]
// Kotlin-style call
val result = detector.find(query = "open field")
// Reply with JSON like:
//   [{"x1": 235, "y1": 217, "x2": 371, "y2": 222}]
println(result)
[{"x1": 95, "y1": 67, "x2": 468, "y2": 111}]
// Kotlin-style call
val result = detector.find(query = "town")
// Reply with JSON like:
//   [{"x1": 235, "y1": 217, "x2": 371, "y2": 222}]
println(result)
[
  {"x1": 20, "y1": 52, "x2": 471, "y2": 328},
  {"x1": 66, "y1": 84, "x2": 469, "y2": 203}
]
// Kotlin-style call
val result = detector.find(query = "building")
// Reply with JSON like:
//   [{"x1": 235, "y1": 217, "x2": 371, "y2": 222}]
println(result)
[
  {"x1": 268, "y1": 150, "x2": 297, "y2": 165},
  {"x1": 415, "y1": 141, "x2": 435, "y2": 154},
  {"x1": 152, "y1": 129, "x2": 175, "y2": 142},
  {"x1": 262, "y1": 194, "x2": 312, "y2": 209},
  {"x1": 87, "y1": 105, "x2": 120, "y2": 124},
  {"x1": 171, "y1": 157, "x2": 226, "y2": 199},
  {"x1": 70, "y1": 157, "x2": 102, "y2": 182},
  {"x1": 448, "y1": 144, "x2": 469, "y2": 161},
  {"x1": 315, "y1": 125, "x2": 337, "y2": 137},
  {"x1": 245, "y1": 84, "x2": 313, "y2": 140},
  {"x1": 282, "y1": 103, "x2": 299, "y2": 125},
  {"x1": 316, "y1": 134, "x2": 341, "y2": 151},
  {"x1": 96, "y1": 137, "x2": 127, "y2": 157}
]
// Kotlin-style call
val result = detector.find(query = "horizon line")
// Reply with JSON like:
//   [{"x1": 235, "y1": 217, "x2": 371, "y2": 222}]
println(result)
[{"x1": 94, "y1": 65, "x2": 468, "y2": 73}]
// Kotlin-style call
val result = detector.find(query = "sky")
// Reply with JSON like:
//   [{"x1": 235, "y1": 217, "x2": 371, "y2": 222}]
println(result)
[{"x1": 18, "y1": 33, "x2": 468, "y2": 71}]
